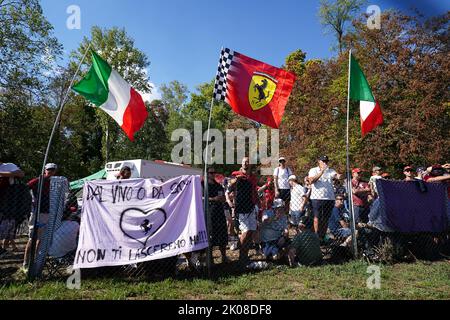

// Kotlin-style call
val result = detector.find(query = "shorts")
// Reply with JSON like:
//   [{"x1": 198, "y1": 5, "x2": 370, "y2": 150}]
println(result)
[
  {"x1": 311, "y1": 200, "x2": 334, "y2": 219},
  {"x1": 0, "y1": 219, "x2": 16, "y2": 240},
  {"x1": 238, "y1": 209, "x2": 257, "y2": 232},
  {"x1": 28, "y1": 212, "x2": 49, "y2": 238},
  {"x1": 224, "y1": 209, "x2": 232, "y2": 221},
  {"x1": 278, "y1": 189, "x2": 291, "y2": 202}
]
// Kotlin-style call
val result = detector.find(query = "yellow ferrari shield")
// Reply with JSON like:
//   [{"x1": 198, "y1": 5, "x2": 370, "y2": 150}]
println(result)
[{"x1": 248, "y1": 72, "x2": 277, "y2": 111}]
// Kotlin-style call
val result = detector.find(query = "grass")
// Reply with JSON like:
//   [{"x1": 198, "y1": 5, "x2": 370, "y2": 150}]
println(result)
[{"x1": 1, "y1": 260, "x2": 449, "y2": 300}]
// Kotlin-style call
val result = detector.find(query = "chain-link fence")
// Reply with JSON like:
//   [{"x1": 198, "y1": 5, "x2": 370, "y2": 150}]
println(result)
[{"x1": 1, "y1": 164, "x2": 449, "y2": 284}]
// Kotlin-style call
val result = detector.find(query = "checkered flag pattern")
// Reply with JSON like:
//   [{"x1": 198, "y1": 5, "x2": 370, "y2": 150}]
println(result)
[{"x1": 213, "y1": 48, "x2": 235, "y2": 101}]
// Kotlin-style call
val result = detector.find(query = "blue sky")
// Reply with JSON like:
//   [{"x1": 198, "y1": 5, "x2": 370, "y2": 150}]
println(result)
[{"x1": 40, "y1": 0, "x2": 449, "y2": 101}]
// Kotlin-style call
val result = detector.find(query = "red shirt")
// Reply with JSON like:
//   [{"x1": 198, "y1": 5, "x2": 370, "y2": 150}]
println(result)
[{"x1": 352, "y1": 179, "x2": 370, "y2": 207}]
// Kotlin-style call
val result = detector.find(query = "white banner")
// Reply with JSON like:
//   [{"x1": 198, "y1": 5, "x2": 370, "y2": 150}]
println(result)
[{"x1": 73, "y1": 175, "x2": 208, "y2": 268}]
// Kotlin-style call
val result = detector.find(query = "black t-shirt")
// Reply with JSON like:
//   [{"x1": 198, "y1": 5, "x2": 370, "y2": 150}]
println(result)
[{"x1": 234, "y1": 178, "x2": 255, "y2": 214}]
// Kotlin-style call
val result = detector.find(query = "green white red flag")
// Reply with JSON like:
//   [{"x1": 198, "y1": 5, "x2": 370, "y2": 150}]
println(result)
[
  {"x1": 349, "y1": 53, "x2": 383, "y2": 136},
  {"x1": 72, "y1": 51, "x2": 148, "y2": 141}
]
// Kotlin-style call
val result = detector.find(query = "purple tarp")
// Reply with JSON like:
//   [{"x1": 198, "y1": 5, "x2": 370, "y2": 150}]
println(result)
[{"x1": 377, "y1": 179, "x2": 448, "y2": 233}]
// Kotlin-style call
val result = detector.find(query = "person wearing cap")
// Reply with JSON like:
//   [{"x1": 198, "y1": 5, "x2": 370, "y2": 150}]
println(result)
[
  {"x1": 351, "y1": 168, "x2": 371, "y2": 224},
  {"x1": 415, "y1": 167, "x2": 426, "y2": 180},
  {"x1": 23, "y1": 163, "x2": 58, "y2": 271},
  {"x1": 287, "y1": 216, "x2": 322, "y2": 267},
  {"x1": 273, "y1": 157, "x2": 293, "y2": 203},
  {"x1": 288, "y1": 175, "x2": 308, "y2": 229},
  {"x1": 403, "y1": 166, "x2": 415, "y2": 181},
  {"x1": 259, "y1": 198, "x2": 289, "y2": 261},
  {"x1": 307, "y1": 155, "x2": 338, "y2": 240},
  {"x1": 327, "y1": 195, "x2": 352, "y2": 245},
  {"x1": 369, "y1": 166, "x2": 382, "y2": 198}
]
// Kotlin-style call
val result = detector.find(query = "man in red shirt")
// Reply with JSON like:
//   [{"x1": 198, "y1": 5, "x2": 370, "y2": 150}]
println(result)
[
  {"x1": 351, "y1": 168, "x2": 371, "y2": 224},
  {"x1": 22, "y1": 163, "x2": 57, "y2": 271}
]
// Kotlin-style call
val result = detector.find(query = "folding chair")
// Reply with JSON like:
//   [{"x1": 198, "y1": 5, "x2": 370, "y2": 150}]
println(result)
[{"x1": 45, "y1": 250, "x2": 76, "y2": 278}]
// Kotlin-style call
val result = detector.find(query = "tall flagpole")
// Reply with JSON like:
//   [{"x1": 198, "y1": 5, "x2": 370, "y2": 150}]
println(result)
[
  {"x1": 203, "y1": 96, "x2": 215, "y2": 277},
  {"x1": 28, "y1": 43, "x2": 92, "y2": 279},
  {"x1": 346, "y1": 49, "x2": 358, "y2": 257}
]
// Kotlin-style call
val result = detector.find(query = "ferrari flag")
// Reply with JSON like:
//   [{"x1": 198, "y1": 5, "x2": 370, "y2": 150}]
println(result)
[{"x1": 213, "y1": 48, "x2": 296, "y2": 128}]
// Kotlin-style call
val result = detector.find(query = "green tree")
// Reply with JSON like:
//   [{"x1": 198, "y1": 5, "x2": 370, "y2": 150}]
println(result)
[
  {"x1": 0, "y1": 0, "x2": 62, "y2": 178},
  {"x1": 282, "y1": 10, "x2": 449, "y2": 179},
  {"x1": 319, "y1": 0, "x2": 365, "y2": 53}
]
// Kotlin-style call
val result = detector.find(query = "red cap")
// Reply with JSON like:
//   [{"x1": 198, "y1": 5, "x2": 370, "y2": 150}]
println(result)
[{"x1": 352, "y1": 168, "x2": 362, "y2": 173}]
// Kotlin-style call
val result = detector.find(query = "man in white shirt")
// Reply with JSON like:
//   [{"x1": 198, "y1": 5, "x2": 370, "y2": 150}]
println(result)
[
  {"x1": 308, "y1": 155, "x2": 338, "y2": 240},
  {"x1": 288, "y1": 175, "x2": 308, "y2": 227},
  {"x1": 273, "y1": 157, "x2": 293, "y2": 203}
]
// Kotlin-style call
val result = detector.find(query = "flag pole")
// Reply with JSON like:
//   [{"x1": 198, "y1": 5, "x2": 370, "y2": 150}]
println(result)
[
  {"x1": 203, "y1": 96, "x2": 215, "y2": 277},
  {"x1": 28, "y1": 43, "x2": 92, "y2": 280},
  {"x1": 346, "y1": 49, "x2": 358, "y2": 258}
]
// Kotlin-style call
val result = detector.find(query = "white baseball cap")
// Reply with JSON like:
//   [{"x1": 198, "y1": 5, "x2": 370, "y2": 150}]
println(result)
[
  {"x1": 45, "y1": 163, "x2": 57, "y2": 170},
  {"x1": 288, "y1": 175, "x2": 297, "y2": 181}
]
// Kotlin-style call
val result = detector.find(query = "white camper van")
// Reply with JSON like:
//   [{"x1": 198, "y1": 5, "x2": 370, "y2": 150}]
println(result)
[{"x1": 105, "y1": 159, "x2": 202, "y2": 181}]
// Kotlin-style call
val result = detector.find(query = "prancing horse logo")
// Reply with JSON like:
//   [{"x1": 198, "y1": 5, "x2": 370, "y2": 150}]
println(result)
[{"x1": 248, "y1": 72, "x2": 277, "y2": 111}]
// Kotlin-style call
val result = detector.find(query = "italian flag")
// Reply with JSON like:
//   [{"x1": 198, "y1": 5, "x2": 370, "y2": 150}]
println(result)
[
  {"x1": 349, "y1": 53, "x2": 383, "y2": 136},
  {"x1": 72, "y1": 51, "x2": 148, "y2": 141}
]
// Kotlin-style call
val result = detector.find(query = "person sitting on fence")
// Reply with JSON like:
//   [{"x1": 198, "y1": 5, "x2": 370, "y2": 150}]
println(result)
[
  {"x1": 259, "y1": 198, "x2": 289, "y2": 261},
  {"x1": 288, "y1": 175, "x2": 308, "y2": 231},
  {"x1": 327, "y1": 195, "x2": 352, "y2": 247},
  {"x1": 48, "y1": 211, "x2": 79, "y2": 258},
  {"x1": 287, "y1": 216, "x2": 322, "y2": 267}
]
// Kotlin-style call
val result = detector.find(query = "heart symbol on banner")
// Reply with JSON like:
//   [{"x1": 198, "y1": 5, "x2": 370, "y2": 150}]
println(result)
[{"x1": 119, "y1": 207, "x2": 167, "y2": 248}]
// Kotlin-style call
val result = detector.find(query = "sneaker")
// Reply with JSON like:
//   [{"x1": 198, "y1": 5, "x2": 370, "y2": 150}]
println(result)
[{"x1": 230, "y1": 242, "x2": 238, "y2": 251}]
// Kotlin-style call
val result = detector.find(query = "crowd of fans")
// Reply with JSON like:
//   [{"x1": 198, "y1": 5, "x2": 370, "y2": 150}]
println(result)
[
  {"x1": 1, "y1": 156, "x2": 449, "y2": 273},
  {"x1": 204, "y1": 156, "x2": 450, "y2": 268}
]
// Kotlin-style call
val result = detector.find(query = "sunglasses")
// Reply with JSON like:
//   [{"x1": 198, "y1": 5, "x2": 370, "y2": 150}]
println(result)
[
  {"x1": 336, "y1": 198, "x2": 344, "y2": 201},
  {"x1": 208, "y1": 171, "x2": 216, "y2": 174},
  {"x1": 404, "y1": 169, "x2": 413, "y2": 172}
]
